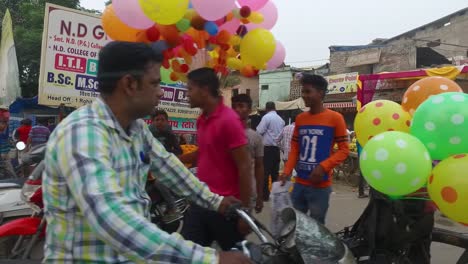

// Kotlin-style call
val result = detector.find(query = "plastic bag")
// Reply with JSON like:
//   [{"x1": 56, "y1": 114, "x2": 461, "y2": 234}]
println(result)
[{"x1": 270, "y1": 181, "x2": 293, "y2": 237}]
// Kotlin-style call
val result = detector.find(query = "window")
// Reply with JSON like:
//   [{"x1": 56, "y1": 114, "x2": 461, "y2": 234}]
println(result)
[
  {"x1": 261, "y1": 84, "x2": 269, "y2": 90},
  {"x1": 246, "y1": 89, "x2": 251, "y2": 96},
  {"x1": 233, "y1": 89, "x2": 239, "y2": 96}
]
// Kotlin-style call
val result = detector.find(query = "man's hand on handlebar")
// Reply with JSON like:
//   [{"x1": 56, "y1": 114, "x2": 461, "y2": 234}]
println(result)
[
  {"x1": 219, "y1": 251, "x2": 253, "y2": 264},
  {"x1": 218, "y1": 196, "x2": 242, "y2": 215}
]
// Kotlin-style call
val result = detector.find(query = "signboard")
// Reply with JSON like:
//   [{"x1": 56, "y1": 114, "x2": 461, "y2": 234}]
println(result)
[
  {"x1": 325, "y1": 72, "x2": 358, "y2": 94},
  {"x1": 37, "y1": 4, "x2": 198, "y2": 133},
  {"x1": 143, "y1": 116, "x2": 197, "y2": 134},
  {"x1": 0, "y1": 9, "x2": 21, "y2": 108},
  {"x1": 158, "y1": 83, "x2": 200, "y2": 119},
  {"x1": 38, "y1": 4, "x2": 109, "y2": 107}
]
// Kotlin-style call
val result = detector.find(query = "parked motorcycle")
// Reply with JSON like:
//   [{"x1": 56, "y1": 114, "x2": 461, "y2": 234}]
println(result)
[
  {"x1": 0, "y1": 143, "x2": 46, "y2": 224},
  {"x1": 231, "y1": 206, "x2": 356, "y2": 264}
]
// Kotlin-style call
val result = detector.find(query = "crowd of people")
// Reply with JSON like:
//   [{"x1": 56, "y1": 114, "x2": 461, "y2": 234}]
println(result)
[
  {"x1": 0, "y1": 117, "x2": 53, "y2": 179},
  {"x1": 39, "y1": 41, "x2": 351, "y2": 264}
]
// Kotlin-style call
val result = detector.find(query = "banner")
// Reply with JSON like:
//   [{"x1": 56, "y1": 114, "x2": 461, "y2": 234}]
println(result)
[
  {"x1": 143, "y1": 116, "x2": 197, "y2": 134},
  {"x1": 0, "y1": 9, "x2": 21, "y2": 108},
  {"x1": 158, "y1": 83, "x2": 200, "y2": 119},
  {"x1": 38, "y1": 4, "x2": 109, "y2": 107},
  {"x1": 325, "y1": 72, "x2": 358, "y2": 94}
]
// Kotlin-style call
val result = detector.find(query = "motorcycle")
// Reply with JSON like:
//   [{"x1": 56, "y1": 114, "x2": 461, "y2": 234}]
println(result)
[
  {"x1": 0, "y1": 142, "x2": 46, "y2": 224},
  {"x1": 231, "y1": 206, "x2": 356, "y2": 264},
  {"x1": 0, "y1": 161, "x2": 189, "y2": 259}
]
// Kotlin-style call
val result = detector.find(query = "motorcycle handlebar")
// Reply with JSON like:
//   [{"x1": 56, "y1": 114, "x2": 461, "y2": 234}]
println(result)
[{"x1": 227, "y1": 205, "x2": 270, "y2": 244}]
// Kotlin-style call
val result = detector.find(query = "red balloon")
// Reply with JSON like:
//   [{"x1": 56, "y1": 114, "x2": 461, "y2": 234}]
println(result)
[
  {"x1": 170, "y1": 72, "x2": 179, "y2": 81},
  {"x1": 216, "y1": 30, "x2": 231, "y2": 44},
  {"x1": 180, "y1": 64, "x2": 190, "y2": 73},
  {"x1": 158, "y1": 25, "x2": 182, "y2": 47},
  {"x1": 163, "y1": 49, "x2": 175, "y2": 59},
  {"x1": 162, "y1": 59, "x2": 170, "y2": 69},
  {"x1": 183, "y1": 38, "x2": 198, "y2": 55},
  {"x1": 240, "y1": 6, "x2": 251, "y2": 18},
  {"x1": 146, "y1": 26, "x2": 160, "y2": 42}
]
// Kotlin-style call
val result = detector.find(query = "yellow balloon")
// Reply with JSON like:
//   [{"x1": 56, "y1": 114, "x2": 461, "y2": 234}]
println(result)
[
  {"x1": 428, "y1": 154, "x2": 468, "y2": 224},
  {"x1": 227, "y1": 58, "x2": 243, "y2": 70},
  {"x1": 229, "y1": 35, "x2": 242, "y2": 46},
  {"x1": 139, "y1": 0, "x2": 190, "y2": 25},
  {"x1": 249, "y1": 12, "x2": 264, "y2": 24},
  {"x1": 354, "y1": 100, "x2": 411, "y2": 146},
  {"x1": 240, "y1": 29, "x2": 276, "y2": 69}
]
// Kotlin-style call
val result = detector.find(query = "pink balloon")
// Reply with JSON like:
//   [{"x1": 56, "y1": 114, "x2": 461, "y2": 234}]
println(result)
[
  {"x1": 192, "y1": 0, "x2": 237, "y2": 21},
  {"x1": 219, "y1": 18, "x2": 241, "y2": 34},
  {"x1": 113, "y1": 0, "x2": 154, "y2": 29},
  {"x1": 237, "y1": 0, "x2": 269, "y2": 11},
  {"x1": 267, "y1": 41, "x2": 286, "y2": 70},
  {"x1": 246, "y1": 0, "x2": 277, "y2": 30}
]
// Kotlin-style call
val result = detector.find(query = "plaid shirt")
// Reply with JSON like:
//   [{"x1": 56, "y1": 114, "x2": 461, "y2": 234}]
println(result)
[
  {"x1": 277, "y1": 123, "x2": 295, "y2": 161},
  {"x1": 43, "y1": 98, "x2": 222, "y2": 263}
]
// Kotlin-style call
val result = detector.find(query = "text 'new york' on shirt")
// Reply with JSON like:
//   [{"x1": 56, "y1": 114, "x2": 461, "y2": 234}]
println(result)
[{"x1": 284, "y1": 109, "x2": 349, "y2": 188}]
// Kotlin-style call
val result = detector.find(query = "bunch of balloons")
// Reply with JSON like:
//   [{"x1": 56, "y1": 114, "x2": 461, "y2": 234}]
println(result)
[
  {"x1": 102, "y1": 0, "x2": 286, "y2": 81},
  {"x1": 355, "y1": 76, "x2": 468, "y2": 225}
]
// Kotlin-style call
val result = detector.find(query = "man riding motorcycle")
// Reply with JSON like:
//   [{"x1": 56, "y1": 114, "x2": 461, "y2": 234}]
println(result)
[{"x1": 42, "y1": 42, "x2": 251, "y2": 264}]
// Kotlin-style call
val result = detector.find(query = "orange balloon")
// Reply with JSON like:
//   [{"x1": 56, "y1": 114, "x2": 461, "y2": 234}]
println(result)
[
  {"x1": 402, "y1": 76, "x2": 463, "y2": 115},
  {"x1": 102, "y1": 5, "x2": 141, "y2": 42},
  {"x1": 135, "y1": 31, "x2": 151, "y2": 43},
  {"x1": 240, "y1": 64, "x2": 255, "y2": 77},
  {"x1": 186, "y1": 28, "x2": 208, "y2": 49},
  {"x1": 158, "y1": 25, "x2": 182, "y2": 47}
]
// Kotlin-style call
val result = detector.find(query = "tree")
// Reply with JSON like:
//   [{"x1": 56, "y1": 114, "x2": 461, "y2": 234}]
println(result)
[{"x1": 0, "y1": 0, "x2": 80, "y2": 97}]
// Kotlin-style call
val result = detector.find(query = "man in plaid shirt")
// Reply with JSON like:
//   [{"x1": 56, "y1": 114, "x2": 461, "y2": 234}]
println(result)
[
  {"x1": 42, "y1": 42, "x2": 251, "y2": 264},
  {"x1": 277, "y1": 119, "x2": 296, "y2": 164}
]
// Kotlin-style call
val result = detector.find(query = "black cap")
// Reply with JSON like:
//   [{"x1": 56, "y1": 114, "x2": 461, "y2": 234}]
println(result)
[{"x1": 266, "y1": 101, "x2": 276, "y2": 111}]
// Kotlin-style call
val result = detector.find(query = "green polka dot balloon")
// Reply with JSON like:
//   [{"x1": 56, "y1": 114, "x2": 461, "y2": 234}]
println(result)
[
  {"x1": 410, "y1": 92, "x2": 468, "y2": 160},
  {"x1": 360, "y1": 131, "x2": 433, "y2": 197}
]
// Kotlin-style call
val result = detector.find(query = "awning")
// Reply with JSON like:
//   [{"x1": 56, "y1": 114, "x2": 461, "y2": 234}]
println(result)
[{"x1": 324, "y1": 102, "x2": 356, "y2": 109}]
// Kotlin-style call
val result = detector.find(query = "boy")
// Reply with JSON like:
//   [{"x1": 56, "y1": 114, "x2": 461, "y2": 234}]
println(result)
[
  {"x1": 231, "y1": 94, "x2": 265, "y2": 213},
  {"x1": 281, "y1": 74, "x2": 350, "y2": 224}
]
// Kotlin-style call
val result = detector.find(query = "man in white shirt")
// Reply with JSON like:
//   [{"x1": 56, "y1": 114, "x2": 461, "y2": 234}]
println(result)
[{"x1": 256, "y1": 102, "x2": 285, "y2": 201}]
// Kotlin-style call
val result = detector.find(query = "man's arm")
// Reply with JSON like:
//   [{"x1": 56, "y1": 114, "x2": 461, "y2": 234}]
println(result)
[
  {"x1": 170, "y1": 134, "x2": 183, "y2": 156},
  {"x1": 179, "y1": 149, "x2": 198, "y2": 164},
  {"x1": 52, "y1": 124, "x2": 218, "y2": 263},
  {"x1": 142, "y1": 127, "x2": 222, "y2": 211},
  {"x1": 276, "y1": 128, "x2": 284, "y2": 152},
  {"x1": 254, "y1": 157, "x2": 264, "y2": 210},
  {"x1": 320, "y1": 114, "x2": 350, "y2": 173},
  {"x1": 283, "y1": 122, "x2": 300, "y2": 177},
  {"x1": 256, "y1": 116, "x2": 268, "y2": 136},
  {"x1": 231, "y1": 145, "x2": 253, "y2": 208}
]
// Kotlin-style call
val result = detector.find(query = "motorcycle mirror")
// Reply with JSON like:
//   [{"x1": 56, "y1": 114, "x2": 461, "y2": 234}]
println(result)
[{"x1": 16, "y1": 141, "x2": 26, "y2": 151}]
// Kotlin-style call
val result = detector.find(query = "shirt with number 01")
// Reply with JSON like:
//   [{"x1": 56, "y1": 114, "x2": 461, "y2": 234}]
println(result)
[
  {"x1": 42, "y1": 98, "x2": 222, "y2": 264},
  {"x1": 284, "y1": 109, "x2": 350, "y2": 188}
]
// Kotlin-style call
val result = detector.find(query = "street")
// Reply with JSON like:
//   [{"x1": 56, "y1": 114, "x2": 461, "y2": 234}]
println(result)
[{"x1": 252, "y1": 183, "x2": 467, "y2": 264}]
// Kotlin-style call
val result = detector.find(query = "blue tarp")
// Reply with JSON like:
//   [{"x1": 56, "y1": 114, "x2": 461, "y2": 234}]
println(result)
[{"x1": 8, "y1": 96, "x2": 56, "y2": 114}]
